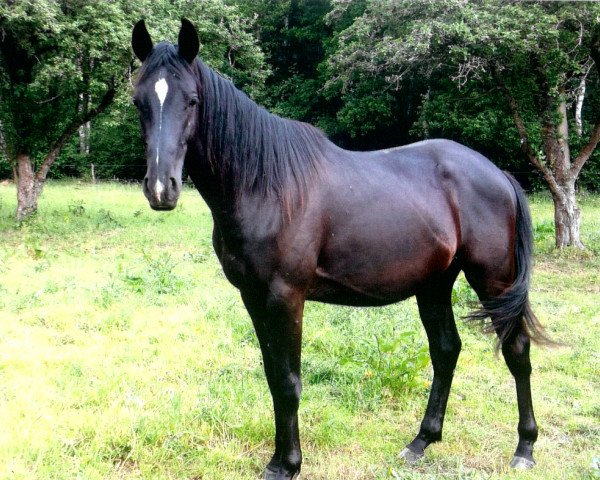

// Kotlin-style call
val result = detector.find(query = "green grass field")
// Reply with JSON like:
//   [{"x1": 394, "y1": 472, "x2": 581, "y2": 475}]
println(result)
[{"x1": 0, "y1": 181, "x2": 598, "y2": 479}]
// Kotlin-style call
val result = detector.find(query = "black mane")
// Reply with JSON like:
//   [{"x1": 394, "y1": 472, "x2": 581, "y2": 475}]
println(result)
[
  {"x1": 139, "y1": 43, "x2": 330, "y2": 211},
  {"x1": 195, "y1": 58, "x2": 329, "y2": 210}
]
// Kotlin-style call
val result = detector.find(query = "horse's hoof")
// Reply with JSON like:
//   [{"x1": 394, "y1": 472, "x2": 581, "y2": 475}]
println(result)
[
  {"x1": 510, "y1": 455, "x2": 536, "y2": 469},
  {"x1": 262, "y1": 472, "x2": 299, "y2": 480},
  {"x1": 263, "y1": 465, "x2": 300, "y2": 479},
  {"x1": 399, "y1": 447, "x2": 424, "y2": 465}
]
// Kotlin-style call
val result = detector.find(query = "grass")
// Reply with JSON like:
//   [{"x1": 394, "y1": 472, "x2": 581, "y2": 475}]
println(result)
[{"x1": 0, "y1": 181, "x2": 599, "y2": 479}]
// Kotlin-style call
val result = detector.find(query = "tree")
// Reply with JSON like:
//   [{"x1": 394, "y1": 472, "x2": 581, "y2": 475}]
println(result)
[
  {"x1": 328, "y1": 0, "x2": 600, "y2": 248},
  {"x1": 0, "y1": 0, "x2": 269, "y2": 220},
  {"x1": 233, "y1": 1, "x2": 338, "y2": 125},
  {"x1": 0, "y1": 1, "x2": 134, "y2": 220}
]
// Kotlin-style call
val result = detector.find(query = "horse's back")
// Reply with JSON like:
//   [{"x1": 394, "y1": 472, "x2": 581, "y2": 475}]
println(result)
[
  {"x1": 398, "y1": 140, "x2": 518, "y2": 269},
  {"x1": 346, "y1": 138, "x2": 518, "y2": 240}
]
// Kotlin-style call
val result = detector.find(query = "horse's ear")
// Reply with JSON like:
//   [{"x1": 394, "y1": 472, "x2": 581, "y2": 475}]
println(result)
[
  {"x1": 132, "y1": 20, "x2": 153, "y2": 62},
  {"x1": 178, "y1": 18, "x2": 200, "y2": 64}
]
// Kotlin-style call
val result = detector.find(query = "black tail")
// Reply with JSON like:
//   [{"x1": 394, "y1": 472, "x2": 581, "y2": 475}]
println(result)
[{"x1": 468, "y1": 173, "x2": 553, "y2": 349}]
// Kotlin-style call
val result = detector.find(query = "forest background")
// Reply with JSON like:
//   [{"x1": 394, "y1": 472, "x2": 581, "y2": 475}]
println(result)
[{"x1": 1, "y1": 0, "x2": 599, "y2": 246}]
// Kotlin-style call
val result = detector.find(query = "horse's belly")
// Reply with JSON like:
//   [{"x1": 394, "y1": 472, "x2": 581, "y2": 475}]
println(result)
[
  {"x1": 311, "y1": 226, "x2": 456, "y2": 305},
  {"x1": 306, "y1": 271, "x2": 416, "y2": 306}
]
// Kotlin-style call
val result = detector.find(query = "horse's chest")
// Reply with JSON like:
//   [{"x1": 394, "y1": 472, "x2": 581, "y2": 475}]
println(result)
[
  {"x1": 213, "y1": 229, "x2": 273, "y2": 289},
  {"x1": 213, "y1": 241, "x2": 248, "y2": 289}
]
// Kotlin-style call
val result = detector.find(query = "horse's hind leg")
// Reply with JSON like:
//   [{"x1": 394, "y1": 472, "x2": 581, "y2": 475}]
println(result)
[
  {"x1": 501, "y1": 329, "x2": 538, "y2": 468},
  {"x1": 401, "y1": 264, "x2": 461, "y2": 463},
  {"x1": 464, "y1": 266, "x2": 538, "y2": 468}
]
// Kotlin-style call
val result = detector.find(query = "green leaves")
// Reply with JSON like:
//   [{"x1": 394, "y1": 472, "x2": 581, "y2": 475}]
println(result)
[
  {"x1": 337, "y1": 88, "x2": 394, "y2": 137},
  {"x1": 0, "y1": 1, "x2": 131, "y2": 159},
  {"x1": 131, "y1": 0, "x2": 268, "y2": 94},
  {"x1": 0, "y1": 0, "x2": 269, "y2": 181}
]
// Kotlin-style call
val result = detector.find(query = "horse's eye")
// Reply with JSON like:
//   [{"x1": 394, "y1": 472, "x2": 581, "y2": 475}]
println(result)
[{"x1": 188, "y1": 98, "x2": 198, "y2": 108}]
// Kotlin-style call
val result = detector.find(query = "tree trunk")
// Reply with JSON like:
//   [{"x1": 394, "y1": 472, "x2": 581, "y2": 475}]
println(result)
[
  {"x1": 78, "y1": 92, "x2": 91, "y2": 155},
  {"x1": 493, "y1": 42, "x2": 600, "y2": 251},
  {"x1": 553, "y1": 99, "x2": 583, "y2": 248},
  {"x1": 542, "y1": 98, "x2": 583, "y2": 249},
  {"x1": 575, "y1": 76, "x2": 585, "y2": 137},
  {"x1": 16, "y1": 152, "x2": 42, "y2": 221},
  {"x1": 551, "y1": 178, "x2": 583, "y2": 249},
  {"x1": 12, "y1": 83, "x2": 116, "y2": 220},
  {"x1": 79, "y1": 121, "x2": 90, "y2": 154},
  {"x1": 498, "y1": 79, "x2": 586, "y2": 249}
]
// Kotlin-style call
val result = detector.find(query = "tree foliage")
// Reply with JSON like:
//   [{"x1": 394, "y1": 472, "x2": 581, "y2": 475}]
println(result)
[
  {"x1": 328, "y1": 0, "x2": 600, "y2": 156},
  {"x1": 64, "y1": 0, "x2": 271, "y2": 181},
  {"x1": 1, "y1": 0, "x2": 599, "y2": 238},
  {"x1": 0, "y1": 0, "x2": 269, "y2": 217},
  {"x1": 0, "y1": 0, "x2": 131, "y2": 162}
]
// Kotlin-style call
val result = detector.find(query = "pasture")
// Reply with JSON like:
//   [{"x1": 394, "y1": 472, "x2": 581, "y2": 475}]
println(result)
[{"x1": 0, "y1": 181, "x2": 598, "y2": 479}]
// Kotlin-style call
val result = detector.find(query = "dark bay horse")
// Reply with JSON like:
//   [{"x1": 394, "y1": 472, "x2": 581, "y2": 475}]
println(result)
[{"x1": 131, "y1": 19, "x2": 550, "y2": 479}]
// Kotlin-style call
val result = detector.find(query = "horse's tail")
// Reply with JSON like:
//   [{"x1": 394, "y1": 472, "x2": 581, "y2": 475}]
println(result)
[{"x1": 468, "y1": 172, "x2": 553, "y2": 349}]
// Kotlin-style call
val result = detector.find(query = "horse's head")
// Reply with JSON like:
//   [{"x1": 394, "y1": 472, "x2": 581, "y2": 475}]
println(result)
[{"x1": 131, "y1": 19, "x2": 200, "y2": 210}]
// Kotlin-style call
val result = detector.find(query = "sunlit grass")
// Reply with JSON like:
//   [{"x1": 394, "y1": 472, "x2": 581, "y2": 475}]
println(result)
[{"x1": 0, "y1": 181, "x2": 598, "y2": 479}]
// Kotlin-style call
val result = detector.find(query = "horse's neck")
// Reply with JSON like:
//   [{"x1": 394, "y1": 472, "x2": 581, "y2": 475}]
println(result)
[
  {"x1": 185, "y1": 139, "x2": 239, "y2": 220},
  {"x1": 189, "y1": 66, "x2": 327, "y2": 230}
]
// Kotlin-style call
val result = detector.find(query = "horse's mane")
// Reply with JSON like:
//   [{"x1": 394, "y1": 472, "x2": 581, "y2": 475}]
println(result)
[
  {"x1": 138, "y1": 43, "x2": 329, "y2": 213},
  {"x1": 195, "y1": 58, "x2": 328, "y2": 211}
]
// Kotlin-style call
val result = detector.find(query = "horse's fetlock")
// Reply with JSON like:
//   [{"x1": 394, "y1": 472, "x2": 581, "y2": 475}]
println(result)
[
  {"x1": 284, "y1": 451, "x2": 302, "y2": 471},
  {"x1": 518, "y1": 422, "x2": 538, "y2": 442},
  {"x1": 269, "y1": 451, "x2": 302, "y2": 475},
  {"x1": 420, "y1": 418, "x2": 443, "y2": 442}
]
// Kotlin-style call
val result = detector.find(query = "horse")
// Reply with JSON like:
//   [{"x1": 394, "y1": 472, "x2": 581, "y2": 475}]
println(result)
[{"x1": 131, "y1": 18, "x2": 550, "y2": 479}]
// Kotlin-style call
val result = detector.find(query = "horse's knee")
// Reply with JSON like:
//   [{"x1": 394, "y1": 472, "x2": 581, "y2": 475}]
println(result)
[
  {"x1": 279, "y1": 373, "x2": 302, "y2": 404},
  {"x1": 444, "y1": 336, "x2": 462, "y2": 361}
]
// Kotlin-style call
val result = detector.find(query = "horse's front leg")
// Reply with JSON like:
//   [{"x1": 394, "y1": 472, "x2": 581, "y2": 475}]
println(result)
[{"x1": 241, "y1": 279, "x2": 304, "y2": 480}]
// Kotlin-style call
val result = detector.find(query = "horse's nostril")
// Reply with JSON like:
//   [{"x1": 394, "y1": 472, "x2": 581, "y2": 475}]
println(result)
[
  {"x1": 143, "y1": 177, "x2": 149, "y2": 191},
  {"x1": 170, "y1": 177, "x2": 178, "y2": 191}
]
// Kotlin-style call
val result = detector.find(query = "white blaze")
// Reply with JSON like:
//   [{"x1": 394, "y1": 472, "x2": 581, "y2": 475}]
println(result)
[
  {"x1": 152, "y1": 77, "x2": 169, "y2": 202},
  {"x1": 155, "y1": 77, "x2": 168, "y2": 107},
  {"x1": 154, "y1": 77, "x2": 168, "y2": 168}
]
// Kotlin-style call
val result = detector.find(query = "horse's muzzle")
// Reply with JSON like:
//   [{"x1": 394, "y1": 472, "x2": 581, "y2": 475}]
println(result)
[{"x1": 143, "y1": 175, "x2": 181, "y2": 211}]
